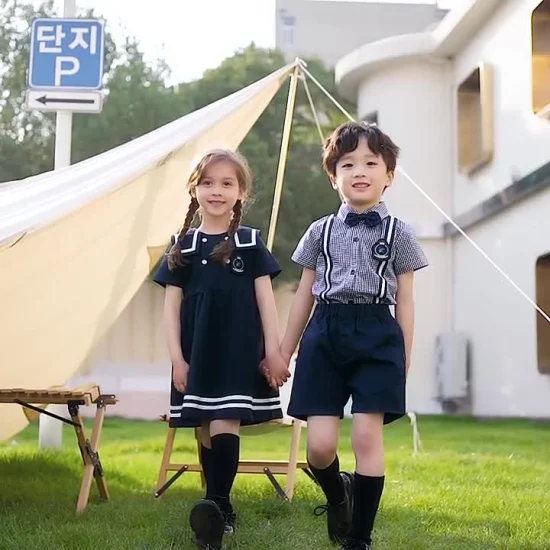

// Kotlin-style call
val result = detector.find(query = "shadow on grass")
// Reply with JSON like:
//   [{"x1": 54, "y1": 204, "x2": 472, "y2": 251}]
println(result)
[
  {"x1": 0, "y1": 452, "x2": 200, "y2": 549},
  {"x1": 0, "y1": 451, "x2": 203, "y2": 515},
  {"x1": 0, "y1": 453, "x2": 144, "y2": 507}
]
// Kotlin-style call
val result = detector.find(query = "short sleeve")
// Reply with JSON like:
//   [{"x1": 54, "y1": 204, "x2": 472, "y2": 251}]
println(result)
[
  {"x1": 291, "y1": 221, "x2": 322, "y2": 270},
  {"x1": 153, "y1": 239, "x2": 188, "y2": 289},
  {"x1": 393, "y1": 223, "x2": 429, "y2": 276},
  {"x1": 254, "y1": 237, "x2": 282, "y2": 279}
]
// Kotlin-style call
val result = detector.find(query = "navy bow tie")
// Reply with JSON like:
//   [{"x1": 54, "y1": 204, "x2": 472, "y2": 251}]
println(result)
[{"x1": 345, "y1": 211, "x2": 382, "y2": 227}]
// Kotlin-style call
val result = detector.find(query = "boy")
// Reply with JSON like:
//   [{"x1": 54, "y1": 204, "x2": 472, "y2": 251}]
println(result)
[{"x1": 280, "y1": 121, "x2": 428, "y2": 549}]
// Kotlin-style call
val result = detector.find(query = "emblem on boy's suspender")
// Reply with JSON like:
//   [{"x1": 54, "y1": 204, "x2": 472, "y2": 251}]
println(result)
[
  {"x1": 231, "y1": 256, "x2": 244, "y2": 273},
  {"x1": 372, "y1": 239, "x2": 391, "y2": 261},
  {"x1": 372, "y1": 215, "x2": 396, "y2": 304}
]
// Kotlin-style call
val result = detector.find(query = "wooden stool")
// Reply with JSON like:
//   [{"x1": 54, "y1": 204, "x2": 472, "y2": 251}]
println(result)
[
  {"x1": 0, "y1": 385, "x2": 117, "y2": 513},
  {"x1": 155, "y1": 418, "x2": 315, "y2": 501}
]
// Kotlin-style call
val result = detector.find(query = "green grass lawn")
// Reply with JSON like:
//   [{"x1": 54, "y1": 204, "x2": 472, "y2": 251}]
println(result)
[{"x1": 1, "y1": 415, "x2": 549, "y2": 549}]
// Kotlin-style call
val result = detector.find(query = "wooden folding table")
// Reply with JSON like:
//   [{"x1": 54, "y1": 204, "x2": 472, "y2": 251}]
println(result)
[{"x1": 0, "y1": 385, "x2": 117, "y2": 513}]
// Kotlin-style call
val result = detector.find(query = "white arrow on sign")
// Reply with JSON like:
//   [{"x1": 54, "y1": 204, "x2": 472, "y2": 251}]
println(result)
[{"x1": 25, "y1": 89, "x2": 104, "y2": 113}]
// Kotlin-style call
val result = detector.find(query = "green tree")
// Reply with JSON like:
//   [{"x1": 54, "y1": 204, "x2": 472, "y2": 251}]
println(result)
[
  {"x1": 0, "y1": 0, "x2": 183, "y2": 179},
  {"x1": 0, "y1": 0, "x2": 56, "y2": 181},
  {"x1": 0, "y1": 2, "x2": 356, "y2": 283},
  {"x1": 180, "y1": 45, "x2": 356, "y2": 281},
  {"x1": 71, "y1": 38, "x2": 188, "y2": 163}
]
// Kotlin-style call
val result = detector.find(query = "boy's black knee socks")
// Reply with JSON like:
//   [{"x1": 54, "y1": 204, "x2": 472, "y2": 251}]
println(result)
[
  {"x1": 308, "y1": 454, "x2": 345, "y2": 505},
  {"x1": 350, "y1": 473, "x2": 385, "y2": 543},
  {"x1": 207, "y1": 433, "x2": 240, "y2": 510}
]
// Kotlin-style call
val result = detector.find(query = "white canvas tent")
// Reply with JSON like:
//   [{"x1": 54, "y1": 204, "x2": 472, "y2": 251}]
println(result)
[{"x1": 0, "y1": 60, "x2": 301, "y2": 441}]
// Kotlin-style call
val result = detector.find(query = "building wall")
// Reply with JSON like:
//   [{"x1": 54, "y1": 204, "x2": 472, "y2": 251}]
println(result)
[
  {"x1": 336, "y1": 0, "x2": 550, "y2": 418},
  {"x1": 88, "y1": 277, "x2": 168, "y2": 369},
  {"x1": 453, "y1": 0, "x2": 550, "y2": 215},
  {"x1": 354, "y1": 60, "x2": 454, "y2": 413},
  {"x1": 453, "y1": 188, "x2": 550, "y2": 418},
  {"x1": 451, "y1": 0, "x2": 550, "y2": 417},
  {"x1": 275, "y1": 0, "x2": 448, "y2": 68}
]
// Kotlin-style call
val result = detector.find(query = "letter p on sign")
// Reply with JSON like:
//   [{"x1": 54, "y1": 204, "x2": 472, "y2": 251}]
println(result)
[{"x1": 55, "y1": 56, "x2": 80, "y2": 86}]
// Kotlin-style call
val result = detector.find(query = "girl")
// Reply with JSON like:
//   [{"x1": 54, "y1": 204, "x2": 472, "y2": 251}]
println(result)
[{"x1": 153, "y1": 149, "x2": 290, "y2": 550}]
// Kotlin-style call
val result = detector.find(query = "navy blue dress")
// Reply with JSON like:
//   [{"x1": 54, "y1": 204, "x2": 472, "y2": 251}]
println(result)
[{"x1": 153, "y1": 226, "x2": 284, "y2": 428}]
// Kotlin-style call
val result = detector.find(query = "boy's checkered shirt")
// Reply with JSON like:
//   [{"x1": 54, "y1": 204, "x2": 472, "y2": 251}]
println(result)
[{"x1": 292, "y1": 201, "x2": 428, "y2": 305}]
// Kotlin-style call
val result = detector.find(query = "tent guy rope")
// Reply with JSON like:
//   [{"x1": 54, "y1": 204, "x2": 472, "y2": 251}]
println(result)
[{"x1": 296, "y1": 60, "x2": 550, "y2": 326}]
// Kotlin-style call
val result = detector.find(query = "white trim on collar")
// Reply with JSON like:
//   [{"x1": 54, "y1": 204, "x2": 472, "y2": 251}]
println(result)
[
  {"x1": 234, "y1": 228, "x2": 258, "y2": 248},
  {"x1": 174, "y1": 228, "x2": 199, "y2": 254},
  {"x1": 175, "y1": 227, "x2": 258, "y2": 254}
]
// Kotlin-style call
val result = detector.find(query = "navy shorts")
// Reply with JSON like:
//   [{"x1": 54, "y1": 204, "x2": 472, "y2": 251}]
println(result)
[{"x1": 287, "y1": 303, "x2": 406, "y2": 425}]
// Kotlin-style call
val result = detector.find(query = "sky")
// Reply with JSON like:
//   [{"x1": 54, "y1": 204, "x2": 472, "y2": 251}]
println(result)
[{"x1": 42, "y1": 0, "x2": 461, "y2": 84}]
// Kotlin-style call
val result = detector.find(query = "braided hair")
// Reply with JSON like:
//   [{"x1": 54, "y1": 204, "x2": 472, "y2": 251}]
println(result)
[
  {"x1": 166, "y1": 197, "x2": 199, "y2": 270},
  {"x1": 166, "y1": 149, "x2": 252, "y2": 270},
  {"x1": 209, "y1": 198, "x2": 243, "y2": 264}
]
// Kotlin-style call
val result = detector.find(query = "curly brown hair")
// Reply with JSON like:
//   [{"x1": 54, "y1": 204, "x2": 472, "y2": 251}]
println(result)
[{"x1": 167, "y1": 149, "x2": 252, "y2": 270}]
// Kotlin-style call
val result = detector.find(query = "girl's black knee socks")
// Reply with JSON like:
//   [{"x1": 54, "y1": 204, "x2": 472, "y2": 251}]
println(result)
[{"x1": 207, "y1": 433, "x2": 240, "y2": 511}]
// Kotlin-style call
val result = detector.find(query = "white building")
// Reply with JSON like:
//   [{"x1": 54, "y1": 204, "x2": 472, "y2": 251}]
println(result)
[
  {"x1": 275, "y1": 0, "x2": 448, "y2": 68},
  {"x1": 335, "y1": 0, "x2": 550, "y2": 418}
]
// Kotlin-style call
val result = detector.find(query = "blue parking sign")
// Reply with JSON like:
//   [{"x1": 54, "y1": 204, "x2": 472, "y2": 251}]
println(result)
[{"x1": 29, "y1": 18, "x2": 105, "y2": 90}]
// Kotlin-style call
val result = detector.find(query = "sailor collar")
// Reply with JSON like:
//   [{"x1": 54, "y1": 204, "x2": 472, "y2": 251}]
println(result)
[{"x1": 172, "y1": 226, "x2": 259, "y2": 256}]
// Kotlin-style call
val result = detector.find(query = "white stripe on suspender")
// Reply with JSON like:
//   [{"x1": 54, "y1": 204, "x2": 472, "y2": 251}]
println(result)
[
  {"x1": 320, "y1": 215, "x2": 335, "y2": 304},
  {"x1": 374, "y1": 216, "x2": 396, "y2": 304}
]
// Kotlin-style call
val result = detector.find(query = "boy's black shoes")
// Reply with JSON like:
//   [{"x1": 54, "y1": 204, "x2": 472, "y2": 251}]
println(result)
[
  {"x1": 342, "y1": 540, "x2": 371, "y2": 550},
  {"x1": 314, "y1": 471, "x2": 355, "y2": 544},
  {"x1": 190, "y1": 499, "x2": 225, "y2": 549}
]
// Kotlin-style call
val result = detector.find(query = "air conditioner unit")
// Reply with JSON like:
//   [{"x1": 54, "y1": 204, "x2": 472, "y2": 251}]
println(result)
[{"x1": 434, "y1": 332, "x2": 471, "y2": 413}]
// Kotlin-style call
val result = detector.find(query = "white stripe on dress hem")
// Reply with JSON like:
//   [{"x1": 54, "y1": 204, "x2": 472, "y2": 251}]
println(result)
[
  {"x1": 170, "y1": 402, "x2": 282, "y2": 414},
  {"x1": 172, "y1": 394, "x2": 280, "y2": 405}
]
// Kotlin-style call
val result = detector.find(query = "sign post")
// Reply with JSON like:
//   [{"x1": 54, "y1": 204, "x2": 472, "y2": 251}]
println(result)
[
  {"x1": 27, "y1": 0, "x2": 105, "y2": 449},
  {"x1": 26, "y1": 0, "x2": 105, "y2": 168}
]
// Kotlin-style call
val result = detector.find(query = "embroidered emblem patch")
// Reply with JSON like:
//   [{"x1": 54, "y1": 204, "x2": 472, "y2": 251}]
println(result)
[
  {"x1": 372, "y1": 239, "x2": 391, "y2": 261},
  {"x1": 232, "y1": 256, "x2": 244, "y2": 273}
]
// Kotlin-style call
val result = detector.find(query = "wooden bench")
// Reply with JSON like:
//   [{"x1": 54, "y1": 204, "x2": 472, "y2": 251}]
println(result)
[
  {"x1": 155, "y1": 417, "x2": 315, "y2": 501},
  {"x1": 0, "y1": 385, "x2": 117, "y2": 513}
]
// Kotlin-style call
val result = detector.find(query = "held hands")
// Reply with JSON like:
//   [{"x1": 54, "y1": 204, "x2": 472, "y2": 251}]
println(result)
[
  {"x1": 260, "y1": 350, "x2": 291, "y2": 390},
  {"x1": 172, "y1": 358, "x2": 189, "y2": 393}
]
